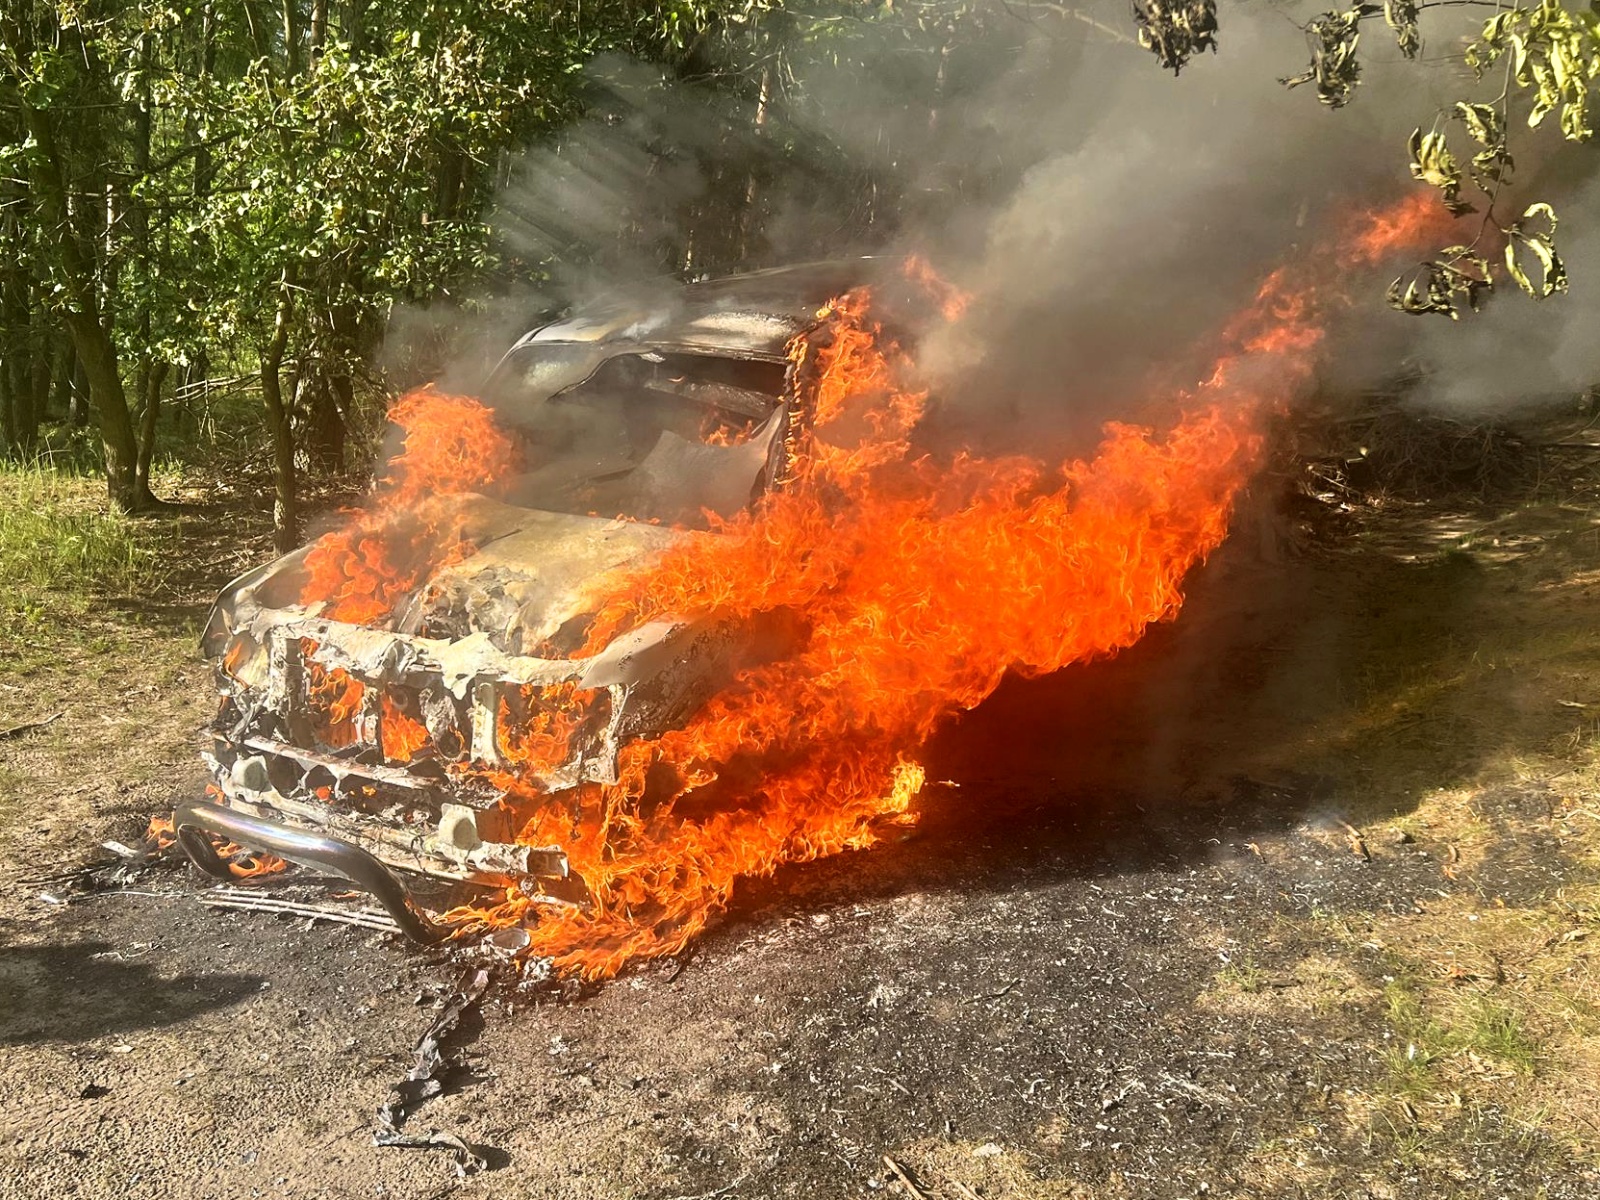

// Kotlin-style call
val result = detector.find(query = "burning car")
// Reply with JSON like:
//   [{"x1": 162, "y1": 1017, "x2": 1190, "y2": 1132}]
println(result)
[
  {"x1": 170, "y1": 219, "x2": 1335, "y2": 980},
  {"x1": 177, "y1": 261, "x2": 910, "y2": 942}
]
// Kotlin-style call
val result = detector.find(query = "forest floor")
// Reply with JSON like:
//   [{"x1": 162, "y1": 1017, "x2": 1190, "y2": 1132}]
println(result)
[{"x1": 3, "y1": 409, "x2": 1600, "y2": 1199}]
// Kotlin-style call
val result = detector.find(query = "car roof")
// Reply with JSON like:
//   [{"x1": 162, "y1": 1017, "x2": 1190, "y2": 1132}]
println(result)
[{"x1": 510, "y1": 259, "x2": 888, "y2": 360}]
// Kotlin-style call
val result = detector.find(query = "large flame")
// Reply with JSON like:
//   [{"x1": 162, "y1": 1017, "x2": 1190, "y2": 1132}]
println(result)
[
  {"x1": 290, "y1": 194, "x2": 1455, "y2": 977},
  {"x1": 301, "y1": 386, "x2": 518, "y2": 624}
]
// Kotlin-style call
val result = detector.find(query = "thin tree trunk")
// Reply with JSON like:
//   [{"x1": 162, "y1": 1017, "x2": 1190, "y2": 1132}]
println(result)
[
  {"x1": 282, "y1": 0, "x2": 303, "y2": 77},
  {"x1": 176, "y1": 351, "x2": 206, "y2": 438},
  {"x1": 0, "y1": 349, "x2": 14, "y2": 456},
  {"x1": 261, "y1": 269, "x2": 299, "y2": 550},
  {"x1": 28, "y1": 320, "x2": 51, "y2": 446},
  {"x1": 17, "y1": 300, "x2": 49, "y2": 455},
  {"x1": 50, "y1": 337, "x2": 74, "y2": 419},
  {"x1": 135, "y1": 360, "x2": 169, "y2": 496},
  {"x1": 0, "y1": 274, "x2": 21, "y2": 455},
  {"x1": 346, "y1": 0, "x2": 366, "y2": 56},
  {"x1": 69, "y1": 352, "x2": 91, "y2": 428},
  {"x1": 0, "y1": 134, "x2": 24, "y2": 457},
  {"x1": 129, "y1": 28, "x2": 163, "y2": 505}
]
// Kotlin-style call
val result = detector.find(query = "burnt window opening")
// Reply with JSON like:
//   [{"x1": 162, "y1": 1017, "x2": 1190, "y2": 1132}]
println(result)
[{"x1": 493, "y1": 349, "x2": 788, "y2": 528}]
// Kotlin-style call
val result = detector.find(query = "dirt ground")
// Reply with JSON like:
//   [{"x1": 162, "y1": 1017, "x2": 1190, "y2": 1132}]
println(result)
[{"x1": 3, "y1": 417, "x2": 1600, "y2": 1199}]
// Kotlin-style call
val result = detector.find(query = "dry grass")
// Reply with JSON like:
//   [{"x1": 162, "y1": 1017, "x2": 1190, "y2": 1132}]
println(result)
[
  {"x1": 0, "y1": 465, "x2": 247, "y2": 868},
  {"x1": 1207, "y1": 502, "x2": 1600, "y2": 1177}
]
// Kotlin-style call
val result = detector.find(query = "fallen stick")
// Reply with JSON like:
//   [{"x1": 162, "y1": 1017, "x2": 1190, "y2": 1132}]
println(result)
[
  {"x1": 0, "y1": 711, "x2": 64, "y2": 740},
  {"x1": 1337, "y1": 819, "x2": 1372, "y2": 862},
  {"x1": 199, "y1": 889, "x2": 401, "y2": 933},
  {"x1": 664, "y1": 1176, "x2": 748, "y2": 1200},
  {"x1": 882, "y1": 1156, "x2": 930, "y2": 1200}
]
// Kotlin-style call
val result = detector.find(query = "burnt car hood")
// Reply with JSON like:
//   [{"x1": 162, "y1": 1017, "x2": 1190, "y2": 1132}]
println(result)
[
  {"x1": 389, "y1": 498, "x2": 690, "y2": 654},
  {"x1": 210, "y1": 497, "x2": 691, "y2": 661}
]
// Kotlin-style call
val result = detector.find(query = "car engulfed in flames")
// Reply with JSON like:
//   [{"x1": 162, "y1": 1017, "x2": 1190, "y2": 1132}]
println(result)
[{"x1": 186, "y1": 264, "x2": 887, "y2": 937}]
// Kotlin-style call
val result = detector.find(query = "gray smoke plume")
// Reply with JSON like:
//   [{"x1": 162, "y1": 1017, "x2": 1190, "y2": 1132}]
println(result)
[{"x1": 902, "y1": 6, "x2": 1576, "y2": 451}]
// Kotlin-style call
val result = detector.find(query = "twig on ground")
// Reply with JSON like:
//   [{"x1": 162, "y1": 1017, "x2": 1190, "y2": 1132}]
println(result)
[
  {"x1": 0, "y1": 711, "x2": 64, "y2": 739},
  {"x1": 883, "y1": 1156, "x2": 931, "y2": 1200},
  {"x1": 664, "y1": 1176, "x2": 748, "y2": 1200},
  {"x1": 1337, "y1": 819, "x2": 1372, "y2": 862},
  {"x1": 199, "y1": 888, "x2": 402, "y2": 933}
]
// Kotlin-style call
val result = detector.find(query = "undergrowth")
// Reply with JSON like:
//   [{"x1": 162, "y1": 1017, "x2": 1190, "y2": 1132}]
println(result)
[
  {"x1": 0, "y1": 471, "x2": 155, "y2": 588},
  {"x1": 0, "y1": 462, "x2": 175, "y2": 648}
]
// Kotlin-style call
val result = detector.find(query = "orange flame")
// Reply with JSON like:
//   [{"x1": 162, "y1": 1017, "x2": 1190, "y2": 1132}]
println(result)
[
  {"x1": 379, "y1": 695, "x2": 430, "y2": 763},
  {"x1": 301, "y1": 386, "x2": 518, "y2": 625},
  {"x1": 902, "y1": 253, "x2": 971, "y2": 322},
  {"x1": 304, "y1": 642, "x2": 366, "y2": 749},
  {"x1": 1346, "y1": 190, "x2": 1460, "y2": 266},
  {"x1": 497, "y1": 682, "x2": 597, "y2": 776}
]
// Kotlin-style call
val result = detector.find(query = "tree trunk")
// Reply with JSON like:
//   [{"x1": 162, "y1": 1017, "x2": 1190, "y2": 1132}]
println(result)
[
  {"x1": 0, "y1": 135, "x2": 24, "y2": 457},
  {"x1": 303, "y1": 374, "x2": 347, "y2": 472},
  {"x1": 21, "y1": 104, "x2": 143, "y2": 509},
  {"x1": 27, "y1": 331, "x2": 51, "y2": 449},
  {"x1": 51, "y1": 338, "x2": 74, "y2": 420},
  {"x1": 64, "y1": 311, "x2": 142, "y2": 506},
  {"x1": 346, "y1": 0, "x2": 366, "y2": 56},
  {"x1": 310, "y1": 0, "x2": 327, "y2": 59},
  {"x1": 735, "y1": 65, "x2": 773, "y2": 266},
  {"x1": 0, "y1": 272, "x2": 21, "y2": 456},
  {"x1": 69, "y1": 352, "x2": 91, "y2": 428},
  {"x1": 0, "y1": 347, "x2": 13, "y2": 456},
  {"x1": 261, "y1": 270, "x2": 299, "y2": 551},
  {"x1": 129, "y1": 28, "x2": 163, "y2": 507},
  {"x1": 135, "y1": 359, "x2": 169, "y2": 496},
  {"x1": 282, "y1": 0, "x2": 303, "y2": 77},
  {"x1": 175, "y1": 351, "x2": 206, "y2": 439}
]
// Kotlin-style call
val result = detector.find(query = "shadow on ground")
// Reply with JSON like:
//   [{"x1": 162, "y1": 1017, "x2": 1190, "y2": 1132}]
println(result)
[{"x1": 0, "y1": 928, "x2": 262, "y2": 1044}]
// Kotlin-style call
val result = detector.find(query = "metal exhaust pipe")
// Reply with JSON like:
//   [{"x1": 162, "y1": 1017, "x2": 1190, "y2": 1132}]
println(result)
[{"x1": 172, "y1": 798, "x2": 449, "y2": 944}]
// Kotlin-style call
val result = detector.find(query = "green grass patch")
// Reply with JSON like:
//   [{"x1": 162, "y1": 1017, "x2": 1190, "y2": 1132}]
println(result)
[
  {"x1": 0, "y1": 464, "x2": 173, "y2": 601},
  {"x1": 0, "y1": 463, "x2": 166, "y2": 596},
  {"x1": 1382, "y1": 974, "x2": 1540, "y2": 1096},
  {"x1": 0, "y1": 462, "x2": 183, "y2": 679}
]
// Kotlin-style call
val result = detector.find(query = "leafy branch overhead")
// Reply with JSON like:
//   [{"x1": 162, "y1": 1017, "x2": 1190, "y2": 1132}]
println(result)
[
  {"x1": 1387, "y1": 1, "x2": 1592, "y2": 316},
  {"x1": 1280, "y1": 9, "x2": 1368, "y2": 109},
  {"x1": 1145, "y1": 0, "x2": 1598, "y2": 318},
  {"x1": 1133, "y1": 0, "x2": 1218, "y2": 74},
  {"x1": 1277, "y1": 2, "x2": 1422, "y2": 107}
]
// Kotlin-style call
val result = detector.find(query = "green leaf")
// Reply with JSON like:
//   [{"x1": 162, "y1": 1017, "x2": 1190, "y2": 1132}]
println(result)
[{"x1": 1454, "y1": 102, "x2": 1503, "y2": 147}]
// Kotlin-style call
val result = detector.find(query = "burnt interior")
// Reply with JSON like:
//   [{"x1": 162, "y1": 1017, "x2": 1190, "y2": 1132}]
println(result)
[{"x1": 494, "y1": 350, "x2": 789, "y2": 527}]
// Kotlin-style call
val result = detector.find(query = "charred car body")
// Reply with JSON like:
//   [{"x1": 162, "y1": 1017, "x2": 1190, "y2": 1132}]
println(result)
[{"x1": 179, "y1": 261, "x2": 898, "y2": 938}]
